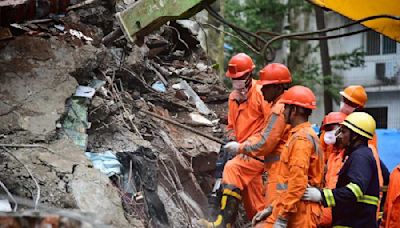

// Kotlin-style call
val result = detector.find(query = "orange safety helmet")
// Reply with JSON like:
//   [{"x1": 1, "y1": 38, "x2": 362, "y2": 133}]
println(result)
[
  {"x1": 257, "y1": 63, "x2": 292, "y2": 86},
  {"x1": 339, "y1": 85, "x2": 368, "y2": 107},
  {"x1": 322, "y1": 112, "x2": 347, "y2": 130},
  {"x1": 280, "y1": 85, "x2": 317, "y2": 109},
  {"x1": 226, "y1": 53, "x2": 255, "y2": 78}
]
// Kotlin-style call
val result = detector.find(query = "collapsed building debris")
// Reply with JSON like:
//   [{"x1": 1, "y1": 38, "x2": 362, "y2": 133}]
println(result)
[{"x1": 0, "y1": 0, "x2": 233, "y2": 227}]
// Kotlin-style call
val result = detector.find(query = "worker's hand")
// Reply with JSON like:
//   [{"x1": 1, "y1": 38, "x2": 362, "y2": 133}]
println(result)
[
  {"x1": 273, "y1": 217, "x2": 288, "y2": 228},
  {"x1": 302, "y1": 187, "x2": 322, "y2": 202},
  {"x1": 252, "y1": 206, "x2": 273, "y2": 227},
  {"x1": 223, "y1": 141, "x2": 240, "y2": 155},
  {"x1": 238, "y1": 153, "x2": 251, "y2": 161}
]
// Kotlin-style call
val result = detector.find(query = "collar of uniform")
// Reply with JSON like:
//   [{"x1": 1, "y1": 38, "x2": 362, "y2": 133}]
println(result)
[{"x1": 289, "y1": 122, "x2": 311, "y2": 133}]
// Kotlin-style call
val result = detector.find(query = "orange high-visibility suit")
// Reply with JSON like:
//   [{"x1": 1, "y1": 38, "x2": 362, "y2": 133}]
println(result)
[
  {"x1": 259, "y1": 122, "x2": 324, "y2": 228},
  {"x1": 226, "y1": 80, "x2": 265, "y2": 142},
  {"x1": 319, "y1": 131, "x2": 332, "y2": 164},
  {"x1": 381, "y1": 164, "x2": 400, "y2": 228},
  {"x1": 319, "y1": 146, "x2": 345, "y2": 227},
  {"x1": 223, "y1": 80, "x2": 266, "y2": 219},
  {"x1": 237, "y1": 99, "x2": 289, "y2": 206}
]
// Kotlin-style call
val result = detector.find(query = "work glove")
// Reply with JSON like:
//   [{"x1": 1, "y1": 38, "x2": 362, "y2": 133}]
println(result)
[
  {"x1": 302, "y1": 187, "x2": 322, "y2": 202},
  {"x1": 252, "y1": 206, "x2": 273, "y2": 227},
  {"x1": 223, "y1": 141, "x2": 240, "y2": 155},
  {"x1": 273, "y1": 217, "x2": 288, "y2": 228}
]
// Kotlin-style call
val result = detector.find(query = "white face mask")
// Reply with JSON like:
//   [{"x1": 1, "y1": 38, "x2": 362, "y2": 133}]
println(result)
[
  {"x1": 340, "y1": 101, "x2": 356, "y2": 115},
  {"x1": 324, "y1": 129, "x2": 337, "y2": 145}
]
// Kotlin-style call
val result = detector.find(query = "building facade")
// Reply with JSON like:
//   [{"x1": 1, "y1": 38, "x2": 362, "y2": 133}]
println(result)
[{"x1": 326, "y1": 13, "x2": 400, "y2": 129}]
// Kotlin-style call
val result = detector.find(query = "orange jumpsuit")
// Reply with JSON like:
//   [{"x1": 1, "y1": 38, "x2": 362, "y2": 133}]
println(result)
[
  {"x1": 381, "y1": 164, "x2": 400, "y2": 228},
  {"x1": 319, "y1": 131, "x2": 332, "y2": 164},
  {"x1": 237, "y1": 98, "x2": 289, "y2": 206},
  {"x1": 320, "y1": 147, "x2": 345, "y2": 227},
  {"x1": 258, "y1": 122, "x2": 324, "y2": 228},
  {"x1": 226, "y1": 80, "x2": 265, "y2": 143},
  {"x1": 223, "y1": 80, "x2": 266, "y2": 219}
]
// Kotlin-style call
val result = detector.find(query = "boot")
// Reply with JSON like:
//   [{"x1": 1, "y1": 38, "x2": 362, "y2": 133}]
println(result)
[{"x1": 200, "y1": 187, "x2": 241, "y2": 228}]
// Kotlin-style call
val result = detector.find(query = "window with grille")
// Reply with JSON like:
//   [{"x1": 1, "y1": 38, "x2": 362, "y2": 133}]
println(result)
[
  {"x1": 383, "y1": 36, "x2": 397, "y2": 54},
  {"x1": 364, "y1": 107, "x2": 388, "y2": 129},
  {"x1": 365, "y1": 31, "x2": 397, "y2": 56},
  {"x1": 366, "y1": 31, "x2": 380, "y2": 55}
]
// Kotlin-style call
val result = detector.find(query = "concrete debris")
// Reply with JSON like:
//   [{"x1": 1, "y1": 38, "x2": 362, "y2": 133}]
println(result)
[
  {"x1": 196, "y1": 62, "x2": 208, "y2": 72},
  {"x1": 69, "y1": 29, "x2": 93, "y2": 42},
  {"x1": 0, "y1": 1, "x2": 230, "y2": 227},
  {"x1": 0, "y1": 0, "x2": 26, "y2": 6},
  {"x1": 189, "y1": 112, "x2": 213, "y2": 126}
]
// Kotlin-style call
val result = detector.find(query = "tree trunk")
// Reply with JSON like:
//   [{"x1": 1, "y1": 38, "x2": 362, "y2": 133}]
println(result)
[{"x1": 315, "y1": 6, "x2": 333, "y2": 114}]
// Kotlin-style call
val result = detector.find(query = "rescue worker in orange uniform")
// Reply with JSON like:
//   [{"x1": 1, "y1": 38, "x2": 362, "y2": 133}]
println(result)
[
  {"x1": 302, "y1": 112, "x2": 380, "y2": 227},
  {"x1": 223, "y1": 63, "x2": 292, "y2": 218},
  {"x1": 253, "y1": 85, "x2": 324, "y2": 228},
  {"x1": 201, "y1": 53, "x2": 266, "y2": 228},
  {"x1": 237, "y1": 64, "x2": 291, "y2": 208},
  {"x1": 381, "y1": 163, "x2": 400, "y2": 228},
  {"x1": 318, "y1": 112, "x2": 347, "y2": 227},
  {"x1": 202, "y1": 62, "x2": 293, "y2": 228}
]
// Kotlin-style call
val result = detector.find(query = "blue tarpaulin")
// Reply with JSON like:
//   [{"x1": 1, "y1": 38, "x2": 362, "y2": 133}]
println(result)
[{"x1": 377, "y1": 129, "x2": 400, "y2": 172}]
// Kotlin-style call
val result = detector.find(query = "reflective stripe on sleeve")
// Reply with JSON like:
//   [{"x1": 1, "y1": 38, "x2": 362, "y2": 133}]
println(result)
[
  {"x1": 323, "y1": 188, "x2": 336, "y2": 207},
  {"x1": 346, "y1": 182, "x2": 363, "y2": 201},
  {"x1": 243, "y1": 114, "x2": 278, "y2": 152},
  {"x1": 358, "y1": 195, "x2": 379, "y2": 206}
]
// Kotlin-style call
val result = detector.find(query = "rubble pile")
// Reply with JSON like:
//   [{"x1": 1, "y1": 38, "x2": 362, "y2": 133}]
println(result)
[{"x1": 0, "y1": 0, "x2": 231, "y2": 227}]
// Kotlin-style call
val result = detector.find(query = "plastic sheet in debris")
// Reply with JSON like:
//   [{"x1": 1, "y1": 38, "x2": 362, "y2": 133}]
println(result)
[
  {"x1": 377, "y1": 129, "x2": 400, "y2": 172},
  {"x1": 75, "y1": 86, "x2": 96, "y2": 98},
  {"x1": 151, "y1": 81, "x2": 166, "y2": 92},
  {"x1": 85, "y1": 151, "x2": 121, "y2": 177}
]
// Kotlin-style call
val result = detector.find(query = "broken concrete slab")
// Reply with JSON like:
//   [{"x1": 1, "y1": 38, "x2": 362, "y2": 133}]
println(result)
[{"x1": 70, "y1": 165, "x2": 132, "y2": 228}]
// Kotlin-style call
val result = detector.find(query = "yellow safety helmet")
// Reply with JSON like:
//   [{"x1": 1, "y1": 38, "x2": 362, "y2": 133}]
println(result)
[{"x1": 341, "y1": 112, "x2": 376, "y2": 139}]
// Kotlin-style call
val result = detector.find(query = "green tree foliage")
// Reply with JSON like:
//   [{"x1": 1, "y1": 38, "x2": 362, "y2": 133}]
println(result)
[
  {"x1": 223, "y1": 0, "x2": 365, "y2": 102},
  {"x1": 224, "y1": 0, "x2": 286, "y2": 70}
]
